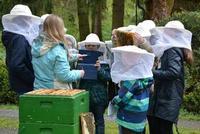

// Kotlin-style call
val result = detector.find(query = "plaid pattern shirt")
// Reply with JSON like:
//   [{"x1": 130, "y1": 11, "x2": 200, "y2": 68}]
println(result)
[{"x1": 112, "y1": 78, "x2": 153, "y2": 132}]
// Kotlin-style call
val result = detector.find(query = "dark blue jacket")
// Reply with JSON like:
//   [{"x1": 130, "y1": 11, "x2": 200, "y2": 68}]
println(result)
[
  {"x1": 79, "y1": 63, "x2": 111, "y2": 106},
  {"x1": 148, "y1": 47, "x2": 184, "y2": 123},
  {"x1": 2, "y1": 31, "x2": 34, "y2": 94}
]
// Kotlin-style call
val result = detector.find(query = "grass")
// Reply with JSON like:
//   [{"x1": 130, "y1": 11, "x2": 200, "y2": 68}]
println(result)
[
  {"x1": 0, "y1": 105, "x2": 200, "y2": 133},
  {"x1": 0, "y1": 117, "x2": 18, "y2": 128},
  {"x1": 105, "y1": 120, "x2": 200, "y2": 134},
  {"x1": 0, "y1": 104, "x2": 18, "y2": 110},
  {"x1": 179, "y1": 109, "x2": 200, "y2": 121},
  {"x1": 0, "y1": 116, "x2": 199, "y2": 134}
]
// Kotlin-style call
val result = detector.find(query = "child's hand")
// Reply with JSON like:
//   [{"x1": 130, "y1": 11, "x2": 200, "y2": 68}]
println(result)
[
  {"x1": 78, "y1": 54, "x2": 87, "y2": 61},
  {"x1": 94, "y1": 60, "x2": 101, "y2": 70}
]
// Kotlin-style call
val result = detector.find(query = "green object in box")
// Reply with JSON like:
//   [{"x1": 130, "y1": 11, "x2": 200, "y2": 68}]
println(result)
[
  {"x1": 19, "y1": 91, "x2": 89, "y2": 124},
  {"x1": 19, "y1": 122, "x2": 80, "y2": 134}
]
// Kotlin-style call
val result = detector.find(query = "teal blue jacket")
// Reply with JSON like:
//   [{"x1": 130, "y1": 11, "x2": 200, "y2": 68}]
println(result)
[{"x1": 31, "y1": 34, "x2": 82, "y2": 89}]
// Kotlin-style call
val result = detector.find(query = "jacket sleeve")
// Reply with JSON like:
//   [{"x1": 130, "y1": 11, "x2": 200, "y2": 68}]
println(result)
[
  {"x1": 10, "y1": 37, "x2": 34, "y2": 85},
  {"x1": 112, "y1": 78, "x2": 153, "y2": 108},
  {"x1": 153, "y1": 48, "x2": 183, "y2": 80},
  {"x1": 139, "y1": 39, "x2": 153, "y2": 53},
  {"x1": 97, "y1": 64, "x2": 111, "y2": 82},
  {"x1": 54, "y1": 47, "x2": 81, "y2": 82},
  {"x1": 68, "y1": 53, "x2": 79, "y2": 63}
]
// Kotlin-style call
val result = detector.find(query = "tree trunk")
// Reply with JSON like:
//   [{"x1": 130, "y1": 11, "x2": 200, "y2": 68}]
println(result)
[
  {"x1": 77, "y1": 0, "x2": 90, "y2": 41},
  {"x1": 112, "y1": 0, "x2": 125, "y2": 29},
  {"x1": 145, "y1": 0, "x2": 174, "y2": 21},
  {"x1": 91, "y1": 1, "x2": 103, "y2": 40}
]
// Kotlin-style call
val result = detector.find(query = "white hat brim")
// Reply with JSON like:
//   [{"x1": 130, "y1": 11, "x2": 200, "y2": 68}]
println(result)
[
  {"x1": 78, "y1": 40, "x2": 105, "y2": 46},
  {"x1": 2, "y1": 14, "x2": 41, "y2": 23},
  {"x1": 152, "y1": 27, "x2": 191, "y2": 34}
]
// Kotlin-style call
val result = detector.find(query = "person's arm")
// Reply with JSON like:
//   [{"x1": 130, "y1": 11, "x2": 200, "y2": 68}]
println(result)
[
  {"x1": 139, "y1": 39, "x2": 153, "y2": 53},
  {"x1": 54, "y1": 47, "x2": 84, "y2": 83},
  {"x1": 112, "y1": 78, "x2": 153, "y2": 108},
  {"x1": 153, "y1": 48, "x2": 183, "y2": 80},
  {"x1": 10, "y1": 36, "x2": 34, "y2": 85},
  {"x1": 133, "y1": 33, "x2": 153, "y2": 53},
  {"x1": 68, "y1": 53, "x2": 78, "y2": 63},
  {"x1": 97, "y1": 64, "x2": 111, "y2": 82}
]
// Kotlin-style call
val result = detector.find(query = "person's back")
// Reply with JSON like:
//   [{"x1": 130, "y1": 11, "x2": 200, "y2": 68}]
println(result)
[
  {"x1": 32, "y1": 14, "x2": 84, "y2": 90},
  {"x1": 2, "y1": 31, "x2": 34, "y2": 94},
  {"x1": 1, "y1": 4, "x2": 41, "y2": 95},
  {"x1": 147, "y1": 20, "x2": 193, "y2": 134}
]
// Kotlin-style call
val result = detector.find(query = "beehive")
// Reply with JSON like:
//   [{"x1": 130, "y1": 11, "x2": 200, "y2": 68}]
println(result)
[
  {"x1": 19, "y1": 122, "x2": 79, "y2": 134},
  {"x1": 19, "y1": 89, "x2": 89, "y2": 124}
]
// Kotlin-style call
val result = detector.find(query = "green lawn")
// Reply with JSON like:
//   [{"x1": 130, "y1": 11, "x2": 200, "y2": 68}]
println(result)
[
  {"x1": 0, "y1": 104, "x2": 18, "y2": 110},
  {"x1": 105, "y1": 121, "x2": 200, "y2": 134},
  {"x1": 0, "y1": 105, "x2": 200, "y2": 134},
  {"x1": 0, "y1": 117, "x2": 199, "y2": 134},
  {"x1": 179, "y1": 109, "x2": 200, "y2": 121}
]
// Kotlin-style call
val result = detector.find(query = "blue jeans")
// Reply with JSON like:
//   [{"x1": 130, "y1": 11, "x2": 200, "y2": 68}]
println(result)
[{"x1": 90, "y1": 105, "x2": 106, "y2": 134}]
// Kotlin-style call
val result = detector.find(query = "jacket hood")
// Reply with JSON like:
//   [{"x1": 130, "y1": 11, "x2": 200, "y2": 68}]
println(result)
[{"x1": 31, "y1": 32, "x2": 59, "y2": 58}]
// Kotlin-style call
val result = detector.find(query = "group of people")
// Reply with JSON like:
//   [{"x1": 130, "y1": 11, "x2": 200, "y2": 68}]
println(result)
[{"x1": 1, "y1": 4, "x2": 193, "y2": 134}]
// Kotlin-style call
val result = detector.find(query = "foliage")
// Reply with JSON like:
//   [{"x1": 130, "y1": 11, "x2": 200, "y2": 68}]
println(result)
[
  {"x1": 179, "y1": 108, "x2": 200, "y2": 121},
  {"x1": 0, "y1": 59, "x2": 17, "y2": 104},
  {"x1": 183, "y1": 84, "x2": 200, "y2": 114},
  {"x1": 0, "y1": 33, "x2": 17, "y2": 104},
  {"x1": 158, "y1": 11, "x2": 200, "y2": 114}
]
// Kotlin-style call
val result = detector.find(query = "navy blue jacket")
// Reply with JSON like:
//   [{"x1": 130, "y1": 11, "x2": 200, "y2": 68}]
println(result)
[
  {"x1": 148, "y1": 47, "x2": 184, "y2": 123},
  {"x1": 2, "y1": 31, "x2": 34, "y2": 94}
]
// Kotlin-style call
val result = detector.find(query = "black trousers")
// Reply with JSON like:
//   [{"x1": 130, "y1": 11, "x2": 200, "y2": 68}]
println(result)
[
  {"x1": 119, "y1": 126, "x2": 145, "y2": 134},
  {"x1": 147, "y1": 115, "x2": 173, "y2": 134}
]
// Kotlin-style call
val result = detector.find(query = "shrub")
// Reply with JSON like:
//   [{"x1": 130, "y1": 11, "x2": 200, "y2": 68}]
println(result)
[
  {"x1": 183, "y1": 84, "x2": 200, "y2": 114},
  {"x1": 158, "y1": 11, "x2": 200, "y2": 114},
  {"x1": 0, "y1": 59, "x2": 17, "y2": 104},
  {"x1": 0, "y1": 35, "x2": 17, "y2": 104}
]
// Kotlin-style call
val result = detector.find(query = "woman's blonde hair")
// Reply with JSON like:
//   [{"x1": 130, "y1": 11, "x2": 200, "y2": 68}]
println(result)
[{"x1": 43, "y1": 14, "x2": 67, "y2": 44}]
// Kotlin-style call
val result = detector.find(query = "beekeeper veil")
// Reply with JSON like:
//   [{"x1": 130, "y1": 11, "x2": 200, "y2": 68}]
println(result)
[
  {"x1": 111, "y1": 46, "x2": 155, "y2": 83},
  {"x1": 2, "y1": 4, "x2": 41, "y2": 46},
  {"x1": 150, "y1": 20, "x2": 192, "y2": 58}
]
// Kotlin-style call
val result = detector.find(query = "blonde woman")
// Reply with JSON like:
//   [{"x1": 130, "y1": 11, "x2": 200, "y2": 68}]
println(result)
[{"x1": 31, "y1": 14, "x2": 84, "y2": 89}]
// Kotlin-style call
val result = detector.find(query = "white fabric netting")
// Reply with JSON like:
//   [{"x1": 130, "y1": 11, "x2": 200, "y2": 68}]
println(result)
[
  {"x1": 150, "y1": 27, "x2": 192, "y2": 58},
  {"x1": 2, "y1": 15, "x2": 41, "y2": 45},
  {"x1": 111, "y1": 45, "x2": 155, "y2": 83}
]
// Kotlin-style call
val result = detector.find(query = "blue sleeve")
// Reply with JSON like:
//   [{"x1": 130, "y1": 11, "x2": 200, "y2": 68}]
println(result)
[
  {"x1": 9, "y1": 37, "x2": 34, "y2": 85},
  {"x1": 112, "y1": 78, "x2": 153, "y2": 108},
  {"x1": 54, "y1": 47, "x2": 81, "y2": 82}
]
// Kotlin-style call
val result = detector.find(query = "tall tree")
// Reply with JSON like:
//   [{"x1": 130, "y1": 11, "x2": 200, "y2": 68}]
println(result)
[
  {"x1": 112, "y1": 0, "x2": 125, "y2": 29},
  {"x1": 91, "y1": 0, "x2": 106, "y2": 40},
  {"x1": 77, "y1": 0, "x2": 90, "y2": 40},
  {"x1": 145, "y1": 0, "x2": 174, "y2": 21}
]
